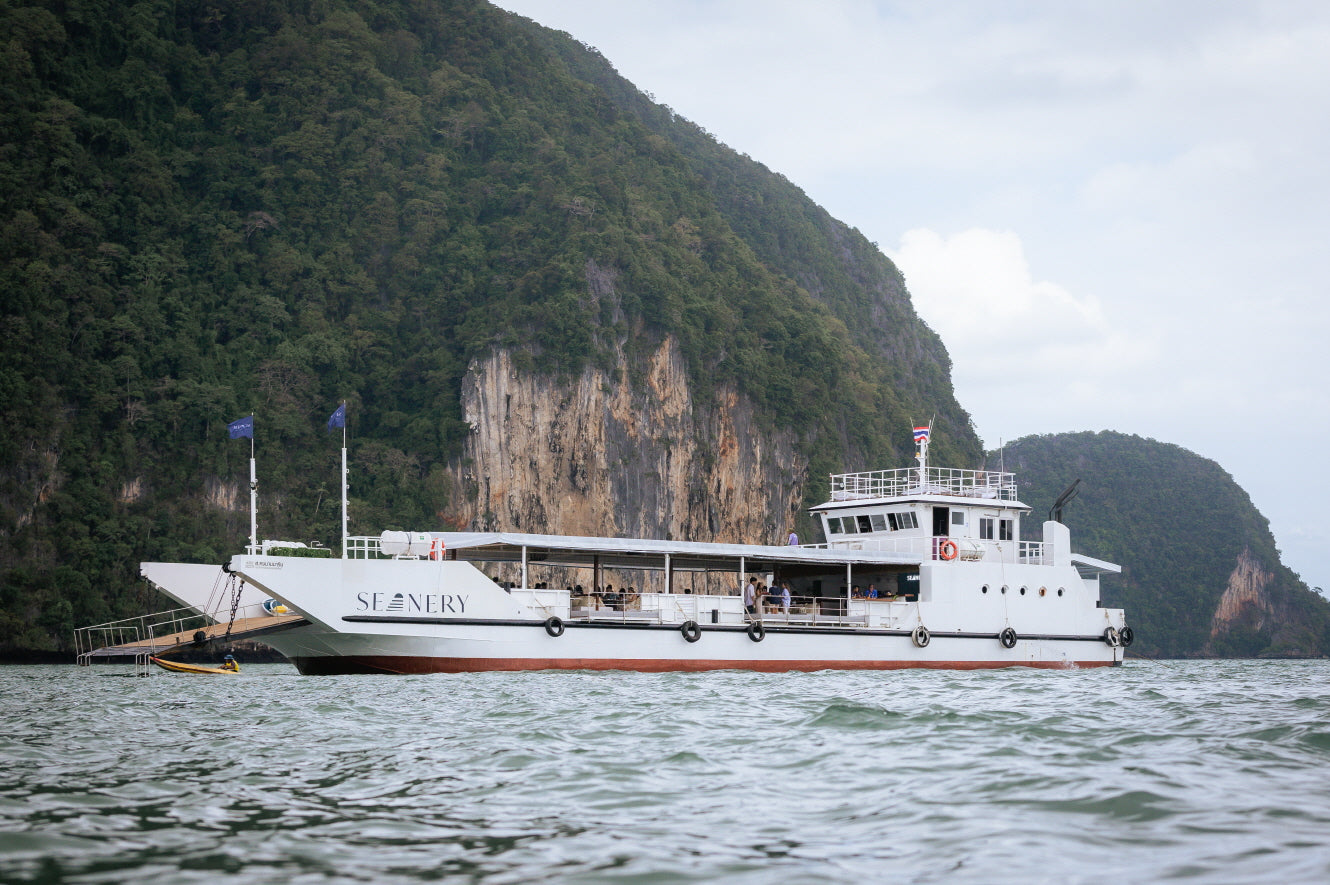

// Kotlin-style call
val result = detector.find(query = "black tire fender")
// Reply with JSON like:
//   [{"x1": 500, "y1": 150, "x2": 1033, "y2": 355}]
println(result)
[
  {"x1": 544, "y1": 616, "x2": 564, "y2": 638},
  {"x1": 747, "y1": 622, "x2": 765, "y2": 642},
  {"x1": 911, "y1": 625, "x2": 930, "y2": 648},
  {"x1": 999, "y1": 627, "x2": 1018, "y2": 649},
  {"x1": 680, "y1": 620, "x2": 701, "y2": 643},
  {"x1": 1103, "y1": 626, "x2": 1121, "y2": 647},
  {"x1": 1120, "y1": 626, "x2": 1134, "y2": 647}
]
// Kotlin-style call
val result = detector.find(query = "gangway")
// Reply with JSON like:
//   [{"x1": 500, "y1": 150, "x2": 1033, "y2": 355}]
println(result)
[{"x1": 75, "y1": 608, "x2": 307, "y2": 675}]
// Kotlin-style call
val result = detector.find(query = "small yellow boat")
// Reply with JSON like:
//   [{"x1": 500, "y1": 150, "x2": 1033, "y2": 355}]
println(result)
[{"x1": 150, "y1": 656, "x2": 240, "y2": 675}]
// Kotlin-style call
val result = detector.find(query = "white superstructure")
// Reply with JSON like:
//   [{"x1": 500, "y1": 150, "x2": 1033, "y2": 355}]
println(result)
[{"x1": 143, "y1": 428, "x2": 1131, "y2": 674}]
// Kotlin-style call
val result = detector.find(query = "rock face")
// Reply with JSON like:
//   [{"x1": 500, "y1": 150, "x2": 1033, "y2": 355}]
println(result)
[
  {"x1": 444, "y1": 339, "x2": 806, "y2": 545},
  {"x1": 1210, "y1": 548, "x2": 1274, "y2": 637}
]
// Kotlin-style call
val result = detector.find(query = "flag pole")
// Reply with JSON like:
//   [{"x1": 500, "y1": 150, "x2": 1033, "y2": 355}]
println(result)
[
  {"x1": 249, "y1": 426, "x2": 258, "y2": 553},
  {"x1": 340, "y1": 407, "x2": 348, "y2": 559}
]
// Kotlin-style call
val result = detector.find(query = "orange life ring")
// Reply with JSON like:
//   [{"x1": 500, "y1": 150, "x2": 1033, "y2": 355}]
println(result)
[
  {"x1": 429, "y1": 537, "x2": 446, "y2": 560},
  {"x1": 938, "y1": 539, "x2": 958, "y2": 561}
]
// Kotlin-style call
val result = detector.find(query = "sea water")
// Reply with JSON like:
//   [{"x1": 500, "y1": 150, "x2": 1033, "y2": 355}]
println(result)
[{"x1": 1, "y1": 660, "x2": 1329, "y2": 884}]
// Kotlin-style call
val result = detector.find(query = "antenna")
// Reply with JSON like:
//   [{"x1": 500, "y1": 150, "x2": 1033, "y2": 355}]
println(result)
[{"x1": 1049, "y1": 478, "x2": 1081, "y2": 523}]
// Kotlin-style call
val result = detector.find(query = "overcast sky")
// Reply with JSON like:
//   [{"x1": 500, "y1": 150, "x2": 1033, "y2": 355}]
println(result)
[{"x1": 493, "y1": 0, "x2": 1330, "y2": 591}]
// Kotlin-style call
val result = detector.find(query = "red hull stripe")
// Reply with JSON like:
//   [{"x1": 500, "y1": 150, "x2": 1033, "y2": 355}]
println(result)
[{"x1": 292, "y1": 656, "x2": 1120, "y2": 675}]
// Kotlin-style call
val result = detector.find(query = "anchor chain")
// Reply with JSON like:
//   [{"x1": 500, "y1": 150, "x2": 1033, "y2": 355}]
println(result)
[{"x1": 222, "y1": 574, "x2": 244, "y2": 643}]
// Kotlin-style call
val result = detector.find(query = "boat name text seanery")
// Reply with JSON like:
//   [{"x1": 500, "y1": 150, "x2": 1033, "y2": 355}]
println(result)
[{"x1": 355, "y1": 592, "x2": 469, "y2": 614}]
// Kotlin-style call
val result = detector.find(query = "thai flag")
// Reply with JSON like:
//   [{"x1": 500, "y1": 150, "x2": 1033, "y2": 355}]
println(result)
[{"x1": 913, "y1": 426, "x2": 930, "y2": 443}]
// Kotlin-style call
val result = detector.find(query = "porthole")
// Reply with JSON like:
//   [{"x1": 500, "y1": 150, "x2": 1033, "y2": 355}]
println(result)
[
  {"x1": 1001, "y1": 585, "x2": 1008, "y2": 595},
  {"x1": 1057, "y1": 588, "x2": 1065, "y2": 597},
  {"x1": 1039, "y1": 587, "x2": 1047, "y2": 597},
  {"x1": 1019, "y1": 586, "x2": 1027, "y2": 596},
  {"x1": 981, "y1": 585, "x2": 989, "y2": 594}
]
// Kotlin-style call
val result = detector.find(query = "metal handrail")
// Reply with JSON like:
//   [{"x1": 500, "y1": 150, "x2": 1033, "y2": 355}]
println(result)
[{"x1": 830, "y1": 467, "x2": 1017, "y2": 501}]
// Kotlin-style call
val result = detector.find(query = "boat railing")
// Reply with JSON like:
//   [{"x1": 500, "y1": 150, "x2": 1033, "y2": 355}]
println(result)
[
  {"x1": 830, "y1": 467, "x2": 1017, "y2": 501},
  {"x1": 805, "y1": 535, "x2": 1044, "y2": 564},
  {"x1": 750, "y1": 597, "x2": 869, "y2": 628},
  {"x1": 345, "y1": 536, "x2": 386, "y2": 558},
  {"x1": 75, "y1": 606, "x2": 216, "y2": 666}
]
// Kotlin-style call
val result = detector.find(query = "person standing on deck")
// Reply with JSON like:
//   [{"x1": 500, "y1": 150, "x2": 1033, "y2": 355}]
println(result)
[
  {"x1": 787, "y1": 530, "x2": 799, "y2": 546},
  {"x1": 744, "y1": 578, "x2": 758, "y2": 620}
]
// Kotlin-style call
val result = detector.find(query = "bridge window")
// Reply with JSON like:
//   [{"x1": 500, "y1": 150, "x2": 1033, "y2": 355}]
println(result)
[
  {"x1": 857, "y1": 514, "x2": 873, "y2": 533},
  {"x1": 870, "y1": 514, "x2": 888, "y2": 532},
  {"x1": 888, "y1": 511, "x2": 918, "y2": 531},
  {"x1": 980, "y1": 518, "x2": 994, "y2": 540},
  {"x1": 1000, "y1": 519, "x2": 1014, "y2": 541}
]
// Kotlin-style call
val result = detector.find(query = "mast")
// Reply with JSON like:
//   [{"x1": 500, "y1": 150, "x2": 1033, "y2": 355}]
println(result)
[
  {"x1": 249, "y1": 435, "x2": 258, "y2": 553},
  {"x1": 913, "y1": 420, "x2": 932, "y2": 489},
  {"x1": 341, "y1": 420, "x2": 349, "y2": 558}
]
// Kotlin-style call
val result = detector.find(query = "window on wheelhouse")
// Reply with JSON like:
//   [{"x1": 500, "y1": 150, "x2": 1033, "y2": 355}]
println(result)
[
  {"x1": 887, "y1": 511, "x2": 918, "y2": 531},
  {"x1": 980, "y1": 518, "x2": 994, "y2": 540},
  {"x1": 857, "y1": 514, "x2": 874, "y2": 533},
  {"x1": 1000, "y1": 519, "x2": 1014, "y2": 541},
  {"x1": 827, "y1": 517, "x2": 843, "y2": 535}
]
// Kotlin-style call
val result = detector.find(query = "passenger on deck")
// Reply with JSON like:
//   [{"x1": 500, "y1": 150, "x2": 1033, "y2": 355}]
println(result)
[
  {"x1": 787, "y1": 530, "x2": 799, "y2": 545},
  {"x1": 867, "y1": 584, "x2": 879, "y2": 599},
  {"x1": 780, "y1": 583, "x2": 792, "y2": 613},
  {"x1": 744, "y1": 578, "x2": 757, "y2": 619},
  {"x1": 851, "y1": 584, "x2": 863, "y2": 598}
]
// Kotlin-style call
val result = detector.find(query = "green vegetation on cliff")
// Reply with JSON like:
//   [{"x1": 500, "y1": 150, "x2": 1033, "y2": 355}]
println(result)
[
  {"x1": 1001, "y1": 432, "x2": 1330, "y2": 658},
  {"x1": 0, "y1": 0, "x2": 975, "y2": 653}
]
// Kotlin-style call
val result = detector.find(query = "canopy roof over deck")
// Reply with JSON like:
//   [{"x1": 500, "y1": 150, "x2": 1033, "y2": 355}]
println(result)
[{"x1": 430, "y1": 531, "x2": 922, "y2": 573}]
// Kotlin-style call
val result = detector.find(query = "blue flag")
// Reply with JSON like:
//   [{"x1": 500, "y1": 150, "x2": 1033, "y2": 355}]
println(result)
[
  {"x1": 327, "y1": 403, "x2": 346, "y2": 432},
  {"x1": 228, "y1": 415, "x2": 254, "y2": 439}
]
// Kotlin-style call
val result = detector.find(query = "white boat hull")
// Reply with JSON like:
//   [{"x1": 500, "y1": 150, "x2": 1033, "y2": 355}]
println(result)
[{"x1": 224, "y1": 553, "x2": 1126, "y2": 674}]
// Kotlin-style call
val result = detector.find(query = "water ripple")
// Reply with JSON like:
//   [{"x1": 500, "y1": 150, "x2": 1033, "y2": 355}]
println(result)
[{"x1": 2, "y1": 661, "x2": 1330, "y2": 882}]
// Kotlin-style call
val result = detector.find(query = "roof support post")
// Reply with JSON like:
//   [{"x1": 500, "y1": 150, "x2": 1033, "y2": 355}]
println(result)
[
  {"x1": 664, "y1": 552, "x2": 672, "y2": 595},
  {"x1": 521, "y1": 545, "x2": 528, "y2": 590}
]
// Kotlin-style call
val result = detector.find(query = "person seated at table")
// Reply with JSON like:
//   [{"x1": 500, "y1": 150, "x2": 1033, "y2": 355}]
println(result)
[
  {"x1": 867, "y1": 584, "x2": 879, "y2": 599},
  {"x1": 851, "y1": 584, "x2": 863, "y2": 598}
]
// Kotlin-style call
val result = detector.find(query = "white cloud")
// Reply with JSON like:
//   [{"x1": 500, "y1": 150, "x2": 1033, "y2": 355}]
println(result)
[{"x1": 889, "y1": 228, "x2": 1147, "y2": 390}]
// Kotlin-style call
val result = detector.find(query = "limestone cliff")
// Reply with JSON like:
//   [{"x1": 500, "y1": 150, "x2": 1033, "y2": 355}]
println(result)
[
  {"x1": 444, "y1": 339, "x2": 805, "y2": 544},
  {"x1": 1209, "y1": 548, "x2": 1274, "y2": 638}
]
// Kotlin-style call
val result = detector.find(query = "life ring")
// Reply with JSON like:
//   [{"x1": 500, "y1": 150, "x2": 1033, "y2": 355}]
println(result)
[
  {"x1": 1119, "y1": 626, "x2": 1134, "y2": 647},
  {"x1": 680, "y1": 620, "x2": 701, "y2": 643},
  {"x1": 429, "y1": 537, "x2": 446, "y2": 561},
  {"x1": 911, "y1": 625, "x2": 930, "y2": 648},
  {"x1": 999, "y1": 627, "x2": 1018, "y2": 649},
  {"x1": 747, "y1": 622, "x2": 765, "y2": 643},
  {"x1": 1103, "y1": 626, "x2": 1121, "y2": 647},
  {"x1": 543, "y1": 616, "x2": 564, "y2": 637},
  {"x1": 938, "y1": 540, "x2": 958, "y2": 561}
]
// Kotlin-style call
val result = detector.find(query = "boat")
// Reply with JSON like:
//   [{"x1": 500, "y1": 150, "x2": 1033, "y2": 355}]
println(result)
[
  {"x1": 141, "y1": 427, "x2": 1130, "y2": 674},
  {"x1": 149, "y1": 656, "x2": 240, "y2": 675}
]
